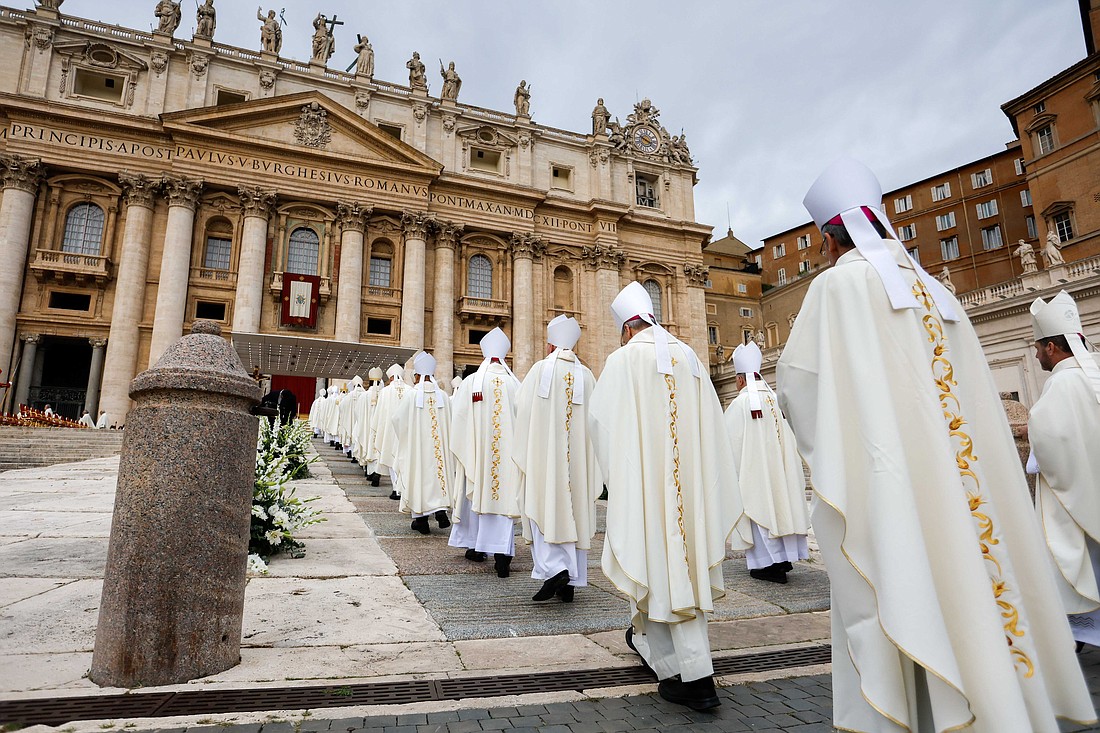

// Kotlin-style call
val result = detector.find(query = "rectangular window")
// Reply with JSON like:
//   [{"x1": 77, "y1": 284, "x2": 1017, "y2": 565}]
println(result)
[
  {"x1": 1020, "y1": 189, "x2": 1032, "y2": 207},
  {"x1": 1037, "y1": 125, "x2": 1055, "y2": 155},
  {"x1": 1026, "y1": 215, "x2": 1037, "y2": 239},
  {"x1": 897, "y1": 223, "x2": 917, "y2": 241},
  {"x1": 468, "y1": 328, "x2": 490, "y2": 345},
  {"x1": 931, "y1": 182, "x2": 951, "y2": 201},
  {"x1": 940, "y1": 237, "x2": 960, "y2": 261},
  {"x1": 470, "y1": 147, "x2": 502, "y2": 173},
  {"x1": 550, "y1": 165, "x2": 573, "y2": 190},
  {"x1": 773, "y1": 242, "x2": 786, "y2": 258},
  {"x1": 194, "y1": 300, "x2": 227, "y2": 321},
  {"x1": 204, "y1": 237, "x2": 232, "y2": 270},
  {"x1": 377, "y1": 122, "x2": 403, "y2": 140},
  {"x1": 1054, "y1": 211, "x2": 1074, "y2": 242},
  {"x1": 971, "y1": 168, "x2": 993, "y2": 189},
  {"x1": 1034, "y1": 101, "x2": 1046, "y2": 114},
  {"x1": 1014, "y1": 158, "x2": 1025, "y2": 176},
  {"x1": 737, "y1": 282, "x2": 747, "y2": 293},
  {"x1": 754, "y1": 254, "x2": 762, "y2": 268},
  {"x1": 635, "y1": 172, "x2": 659, "y2": 208},
  {"x1": 708, "y1": 326, "x2": 718, "y2": 345},
  {"x1": 796, "y1": 234, "x2": 811, "y2": 250},
  {"x1": 907, "y1": 246, "x2": 920, "y2": 264},
  {"x1": 48, "y1": 291, "x2": 92, "y2": 311},
  {"x1": 368, "y1": 256, "x2": 392, "y2": 287},
  {"x1": 981, "y1": 225, "x2": 1003, "y2": 250},
  {"x1": 777, "y1": 268, "x2": 787, "y2": 286},
  {"x1": 739, "y1": 307, "x2": 754, "y2": 317},
  {"x1": 798, "y1": 259, "x2": 811, "y2": 274},
  {"x1": 935, "y1": 212, "x2": 956, "y2": 231},
  {"x1": 216, "y1": 89, "x2": 248, "y2": 105},
  {"x1": 976, "y1": 200, "x2": 999, "y2": 219},
  {"x1": 366, "y1": 317, "x2": 392, "y2": 336},
  {"x1": 894, "y1": 194, "x2": 913, "y2": 214},
  {"x1": 72, "y1": 68, "x2": 125, "y2": 103},
  {"x1": 706, "y1": 303, "x2": 717, "y2": 315}
]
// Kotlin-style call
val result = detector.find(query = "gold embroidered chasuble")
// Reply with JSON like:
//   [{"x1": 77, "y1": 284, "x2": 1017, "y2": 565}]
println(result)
[
  {"x1": 590, "y1": 329, "x2": 751, "y2": 626},
  {"x1": 514, "y1": 350, "x2": 600, "y2": 549},
  {"x1": 337, "y1": 386, "x2": 362, "y2": 446},
  {"x1": 777, "y1": 241, "x2": 1094, "y2": 732},
  {"x1": 1031, "y1": 355, "x2": 1100, "y2": 615},
  {"x1": 390, "y1": 383, "x2": 454, "y2": 516}
]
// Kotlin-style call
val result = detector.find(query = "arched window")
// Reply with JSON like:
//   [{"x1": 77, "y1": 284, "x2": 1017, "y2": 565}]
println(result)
[
  {"x1": 369, "y1": 240, "x2": 393, "y2": 288},
  {"x1": 61, "y1": 203, "x2": 105, "y2": 255},
  {"x1": 286, "y1": 227, "x2": 320, "y2": 275},
  {"x1": 643, "y1": 279, "x2": 663, "y2": 323},
  {"x1": 202, "y1": 218, "x2": 233, "y2": 271},
  {"x1": 468, "y1": 254, "x2": 493, "y2": 299},
  {"x1": 553, "y1": 266, "x2": 574, "y2": 311}
]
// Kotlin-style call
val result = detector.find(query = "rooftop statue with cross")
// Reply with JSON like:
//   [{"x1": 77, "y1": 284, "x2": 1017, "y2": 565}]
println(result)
[{"x1": 311, "y1": 12, "x2": 342, "y2": 65}]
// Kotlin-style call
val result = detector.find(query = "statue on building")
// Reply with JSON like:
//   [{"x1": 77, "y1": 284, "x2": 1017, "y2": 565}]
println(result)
[
  {"x1": 607, "y1": 119, "x2": 627, "y2": 151},
  {"x1": 353, "y1": 35, "x2": 374, "y2": 77},
  {"x1": 754, "y1": 329, "x2": 766, "y2": 348},
  {"x1": 311, "y1": 13, "x2": 337, "y2": 65},
  {"x1": 407, "y1": 51, "x2": 427, "y2": 92},
  {"x1": 1014, "y1": 239, "x2": 1038, "y2": 274},
  {"x1": 36, "y1": 0, "x2": 63, "y2": 10},
  {"x1": 195, "y1": 0, "x2": 216, "y2": 38},
  {"x1": 1042, "y1": 227, "x2": 1066, "y2": 267},
  {"x1": 937, "y1": 266, "x2": 956, "y2": 294},
  {"x1": 154, "y1": 0, "x2": 181, "y2": 35},
  {"x1": 669, "y1": 133, "x2": 692, "y2": 165},
  {"x1": 591, "y1": 98, "x2": 609, "y2": 136},
  {"x1": 715, "y1": 344, "x2": 724, "y2": 362},
  {"x1": 514, "y1": 80, "x2": 531, "y2": 117},
  {"x1": 439, "y1": 60, "x2": 461, "y2": 101},
  {"x1": 257, "y1": 7, "x2": 282, "y2": 54}
]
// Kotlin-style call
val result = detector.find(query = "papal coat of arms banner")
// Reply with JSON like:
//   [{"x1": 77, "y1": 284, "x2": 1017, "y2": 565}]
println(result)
[{"x1": 281, "y1": 273, "x2": 320, "y2": 328}]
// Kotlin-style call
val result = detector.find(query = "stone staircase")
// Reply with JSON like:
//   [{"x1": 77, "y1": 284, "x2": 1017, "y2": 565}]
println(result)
[{"x1": 0, "y1": 426, "x2": 125, "y2": 472}]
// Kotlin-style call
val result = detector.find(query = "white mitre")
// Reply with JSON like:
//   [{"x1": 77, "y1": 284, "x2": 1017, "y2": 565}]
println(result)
[
  {"x1": 804, "y1": 157, "x2": 958, "y2": 322},
  {"x1": 412, "y1": 351, "x2": 438, "y2": 406},
  {"x1": 1031, "y1": 290, "x2": 1100, "y2": 402},
  {"x1": 472, "y1": 327, "x2": 516, "y2": 393},
  {"x1": 541, "y1": 315, "x2": 584, "y2": 402},
  {"x1": 386, "y1": 363, "x2": 404, "y2": 381},
  {"x1": 732, "y1": 341, "x2": 769, "y2": 413},
  {"x1": 349, "y1": 374, "x2": 364, "y2": 388},
  {"x1": 368, "y1": 367, "x2": 384, "y2": 382},
  {"x1": 611, "y1": 281, "x2": 701, "y2": 377},
  {"x1": 451, "y1": 375, "x2": 463, "y2": 390}
]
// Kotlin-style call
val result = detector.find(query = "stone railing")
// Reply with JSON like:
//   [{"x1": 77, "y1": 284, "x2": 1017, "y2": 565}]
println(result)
[
  {"x1": 958, "y1": 254, "x2": 1100, "y2": 308},
  {"x1": 365, "y1": 285, "x2": 400, "y2": 300},
  {"x1": 190, "y1": 267, "x2": 237, "y2": 286},
  {"x1": 268, "y1": 271, "x2": 332, "y2": 303},
  {"x1": 30, "y1": 249, "x2": 112, "y2": 284},
  {"x1": 1065, "y1": 254, "x2": 1100, "y2": 279},
  {"x1": 60, "y1": 14, "x2": 154, "y2": 43},
  {"x1": 371, "y1": 80, "x2": 412, "y2": 97},
  {"x1": 456, "y1": 102, "x2": 516, "y2": 125},
  {"x1": 456, "y1": 295, "x2": 511, "y2": 324},
  {"x1": 0, "y1": 7, "x2": 28, "y2": 22}
]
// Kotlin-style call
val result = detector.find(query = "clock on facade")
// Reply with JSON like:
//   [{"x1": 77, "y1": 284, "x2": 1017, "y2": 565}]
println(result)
[{"x1": 632, "y1": 125, "x2": 660, "y2": 154}]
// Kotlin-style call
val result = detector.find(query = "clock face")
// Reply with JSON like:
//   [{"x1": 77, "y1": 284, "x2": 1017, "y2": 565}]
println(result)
[{"x1": 632, "y1": 126, "x2": 660, "y2": 154}]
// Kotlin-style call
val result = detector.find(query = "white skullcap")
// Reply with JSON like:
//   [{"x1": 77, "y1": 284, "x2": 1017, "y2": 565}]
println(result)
[
  {"x1": 368, "y1": 367, "x2": 384, "y2": 381},
  {"x1": 610, "y1": 281, "x2": 702, "y2": 378},
  {"x1": 546, "y1": 315, "x2": 581, "y2": 349},
  {"x1": 1031, "y1": 291, "x2": 1100, "y2": 402},
  {"x1": 413, "y1": 351, "x2": 437, "y2": 376},
  {"x1": 732, "y1": 342, "x2": 770, "y2": 413},
  {"x1": 479, "y1": 327, "x2": 510, "y2": 360},
  {"x1": 803, "y1": 157, "x2": 958, "y2": 322},
  {"x1": 386, "y1": 364, "x2": 403, "y2": 380}
]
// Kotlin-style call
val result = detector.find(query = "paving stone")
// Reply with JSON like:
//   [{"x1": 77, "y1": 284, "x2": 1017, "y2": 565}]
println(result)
[
  {"x1": 445, "y1": 721, "x2": 482, "y2": 733},
  {"x1": 396, "y1": 714, "x2": 428, "y2": 726},
  {"x1": 328, "y1": 719, "x2": 366, "y2": 732},
  {"x1": 426, "y1": 712, "x2": 461, "y2": 724}
]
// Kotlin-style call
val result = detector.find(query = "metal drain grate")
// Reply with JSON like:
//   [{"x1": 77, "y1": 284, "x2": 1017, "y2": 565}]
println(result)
[{"x1": 0, "y1": 644, "x2": 830, "y2": 726}]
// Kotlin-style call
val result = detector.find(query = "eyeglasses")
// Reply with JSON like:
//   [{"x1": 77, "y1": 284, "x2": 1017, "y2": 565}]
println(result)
[{"x1": 819, "y1": 238, "x2": 829, "y2": 258}]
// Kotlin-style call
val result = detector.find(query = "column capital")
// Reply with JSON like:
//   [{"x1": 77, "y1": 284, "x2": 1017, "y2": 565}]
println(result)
[
  {"x1": 581, "y1": 242, "x2": 625, "y2": 271},
  {"x1": 510, "y1": 232, "x2": 544, "y2": 260},
  {"x1": 161, "y1": 175, "x2": 203, "y2": 210},
  {"x1": 401, "y1": 210, "x2": 431, "y2": 240},
  {"x1": 119, "y1": 171, "x2": 159, "y2": 209},
  {"x1": 0, "y1": 153, "x2": 46, "y2": 194},
  {"x1": 433, "y1": 220, "x2": 464, "y2": 249},
  {"x1": 683, "y1": 263, "x2": 709, "y2": 286},
  {"x1": 89, "y1": 337, "x2": 108, "y2": 349},
  {"x1": 336, "y1": 201, "x2": 373, "y2": 233},
  {"x1": 237, "y1": 185, "x2": 278, "y2": 219},
  {"x1": 22, "y1": 333, "x2": 40, "y2": 345}
]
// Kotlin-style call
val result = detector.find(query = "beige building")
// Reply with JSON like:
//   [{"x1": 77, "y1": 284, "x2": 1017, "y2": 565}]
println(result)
[
  {"x1": 700, "y1": 228, "x2": 762, "y2": 370},
  {"x1": 0, "y1": 3, "x2": 712, "y2": 422}
]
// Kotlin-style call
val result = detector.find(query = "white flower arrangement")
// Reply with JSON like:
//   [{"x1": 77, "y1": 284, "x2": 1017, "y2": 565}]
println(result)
[
  {"x1": 247, "y1": 553, "x2": 269, "y2": 575},
  {"x1": 250, "y1": 419, "x2": 324, "y2": 559}
]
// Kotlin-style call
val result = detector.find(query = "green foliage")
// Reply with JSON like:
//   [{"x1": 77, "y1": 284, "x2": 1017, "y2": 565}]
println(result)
[{"x1": 249, "y1": 420, "x2": 324, "y2": 565}]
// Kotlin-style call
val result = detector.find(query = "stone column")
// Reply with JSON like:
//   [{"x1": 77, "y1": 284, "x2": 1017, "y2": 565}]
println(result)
[
  {"x1": 334, "y1": 202, "x2": 372, "y2": 342},
  {"x1": 0, "y1": 154, "x2": 45, "y2": 380},
  {"x1": 510, "y1": 232, "x2": 545, "y2": 376},
  {"x1": 12, "y1": 334, "x2": 39, "y2": 410},
  {"x1": 148, "y1": 176, "x2": 203, "y2": 366},
  {"x1": 432, "y1": 222, "x2": 463, "y2": 380},
  {"x1": 85, "y1": 338, "x2": 108, "y2": 416},
  {"x1": 100, "y1": 172, "x2": 160, "y2": 424},
  {"x1": 582, "y1": 242, "x2": 625, "y2": 375},
  {"x1": 231, "y1": 186, "x2": 277, "y2": 336},
  {"x1": 683, "y1": 264, "x2": 710, "y2": 364},
  {"x1": 399, "y1": 211, "x2": 431, "y2": 348}
]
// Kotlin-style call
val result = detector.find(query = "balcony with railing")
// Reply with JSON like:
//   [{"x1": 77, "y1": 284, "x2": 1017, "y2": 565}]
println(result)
[
  {"x1": 958, "y1": 253, "x2": 1100, "y2": 309},
  {"x1": 364, "y1": 285, "x2": 401, "y2": 301},
  {"x1": 457, "y1": 295, "x2": 511, "y2": 326},
  {"x1": 29, "y1": 249, "x2": 112, "y2": 285},
  {"x1": 269, "y1": 272, "x2": 332, "y2": 303},
  {"x1": 190, "y1": 267, "x2": 238, "y2": 288}
]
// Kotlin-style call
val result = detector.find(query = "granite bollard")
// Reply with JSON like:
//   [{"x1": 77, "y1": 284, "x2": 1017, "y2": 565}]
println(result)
[{"x1": 90, "y1": 320, "x2": 262, "y2": 687}]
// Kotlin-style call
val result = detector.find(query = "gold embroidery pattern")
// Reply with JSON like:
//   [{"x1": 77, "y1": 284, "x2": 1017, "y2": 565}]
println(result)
[
  {"x1": 563, "y1": 371, "x2": 575, "y2": 465},
  {"x1": 427, "y1": 395, "x2": 447, "y2": 497},
  {"x1": 490, "y1": 377, "x2": 503, "y2": 502},
  {"x1": 913, "y1": 279, "x2": 1034, "y2": 678},
  {"x1": 663, "y1": 368, "x2": 689, "y2": 566}
]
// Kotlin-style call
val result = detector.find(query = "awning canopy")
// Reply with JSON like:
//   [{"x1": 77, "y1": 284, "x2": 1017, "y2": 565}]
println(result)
[{"x1": 232, "y1": 333, "x2": 416, "y2": 379}]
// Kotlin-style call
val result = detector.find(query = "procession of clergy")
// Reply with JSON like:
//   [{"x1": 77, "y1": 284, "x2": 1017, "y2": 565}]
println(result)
[{"x1": 304, "y1": 158, "x2": 1100, "y2": 730}]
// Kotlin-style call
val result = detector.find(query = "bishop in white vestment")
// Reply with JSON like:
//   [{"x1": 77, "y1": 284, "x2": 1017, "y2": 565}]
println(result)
[
  {"x1": 390, "y1": 352, "x2": 453, "y2": 533},
  {"x1": 368, "y1": 365, "x2": 410, "y2": 500},
  {"x1": 337, "y1": 376, "x2": 364, "y2": 458},
  {"x1": 1028, "y1": 291, "x2": 1100, "y2": 647},
  {"x1": 308, "y1": 386, "x2": 327, "y2": 437},
  {"x1": 515, "y1": 316, "x2": 600, "y2": 603},
  {"x1": 322, "y1": 385, "x2": 342, "y2": 446},
  {"x1": 723, "y1": 342, "x2": 809, "y2": 584},
  {"x1": 590, "y1": 282, "x2": 751, "y2": 711},
  {"x1": 449, "y1": 327, "x2": 521, "y2": 578},
  {"x1": 352, "y1": 367, "x2": 385, "y2": 479},
  {"x1": 777, "y1": 158, "x2": 1094, "y2": 733}
]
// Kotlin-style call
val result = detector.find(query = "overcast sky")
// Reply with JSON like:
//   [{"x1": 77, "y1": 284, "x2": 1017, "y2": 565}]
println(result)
[{"x1": 69, "y1": 0, "x2": 1086, "y2": 248}]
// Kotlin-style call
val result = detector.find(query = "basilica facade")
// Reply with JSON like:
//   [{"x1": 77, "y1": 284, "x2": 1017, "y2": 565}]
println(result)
[{"x1": 0, "y1": 3, "x2": 711, "y2": 422}]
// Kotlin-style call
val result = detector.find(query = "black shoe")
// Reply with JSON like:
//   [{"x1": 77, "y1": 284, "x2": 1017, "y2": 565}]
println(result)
[
  {"x1": 435, "y1": 510, "x2": 451, "y2": 529},
  {"x1": 557, "y1": 584, "x2": 575, "y2": 603},
  {"x1": 411, "y1": 517, "x2": 431, "y2": 535},
  {"x1": 658, "y1": 675, "x2": 720, "y2": 711},
  {"x1": 389, "y1": 490, "x2": 400, "y2": 500},
  {"x1": 370, "y1": 473, "x2": 381, "y2": 487},
  {"x1": 749, "y1": 567, "x2": 788, "y2": 584},
  {"x1": 334, "y1": 442, "x2": 342, "y2": 451},
  {"x1": 494, "y1": 553, "x2": 512, "y2": 578},
  {"x1": 532, "y1": 569, "x2": 570, "y2": 602},
  {"x1": 464, "y1": 549, "x2": 487, "y2": 562},
  {"x1": 779, "y1": 561, "x2": 793, "y2": 572},
  {"x1": 1077, "y1": 640, "x2": 1086, "y2": 654},
  {"x1": 625, "y1": 626, "x2": 656, "y2": 677}
]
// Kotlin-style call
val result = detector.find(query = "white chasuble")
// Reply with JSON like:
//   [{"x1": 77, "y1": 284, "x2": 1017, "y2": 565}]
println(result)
[
  {"x1": 369, "y1": 381, "x2": 409, "y2": 471},
  {"x1": 337, "y1": 387, "x2": 361, "y2": 445},
  {"x1": 590, "y1": 329, "x2": 751, "y2": 626},
  {"x1": 1031, "y1": 355, "x2": 1100, "y2": 616},
  {"x1": 351, "y1": 383, "x2": 380, "y2": 463},
  {"x1": 777, "y1": 242, "x2": 1094, "y2": 733},
  {"x1": 514, "y1": 350, "x2": 600, "y2": 549},
  {"x1": 322, "y1": 390, "x2": 341, "y2": 437},
  {"x1": 451, "y1": 362, "x2": 522, "y2": 518},
  {"x1": 724, "y1": 385, "x2": 809, "y2": 542},
  {"x1": 391, "y1": 384, "x2": 453, "y2": 516},
  {"x1": 308, "y1": 393, "x2": 325, "y2": 433}
]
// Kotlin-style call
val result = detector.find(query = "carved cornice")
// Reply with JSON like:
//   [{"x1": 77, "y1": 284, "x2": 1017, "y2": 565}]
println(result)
[
  {"x1": 401, "y1": 210, "x2": 431, "y2": 240},
  {"x1": 162, "y1": 175, "x2": 203, "y2": 210},
  {"x1": 118, "y1": 171, "x2": 158, "y2": 209},
  {"x1": 683, "y1": 263, "x2": 709, "y2": 285},
  {"x1": 237, "y1": 185, "x2": 277, "y2": 218},
  {"x1": 336, "y1": 202, "x2": 373, "y2": 233},
  {"x1": 433, "y1": 221, "x2": 464, "y2": 249},
  {"x1": 0, "y1": 154, "x2": 46, "y2": 194},
  {"x1": 581, "y1": 242, "x2": 625, "y2": 271},
  {"x1": 510, "y1": 232, "x2": 545, "y2": 260}
]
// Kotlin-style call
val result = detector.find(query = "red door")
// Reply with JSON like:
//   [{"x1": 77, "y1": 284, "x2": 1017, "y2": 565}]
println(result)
[{"x1": 270, "y1": 375, "x2": 318, "y2": 418}]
